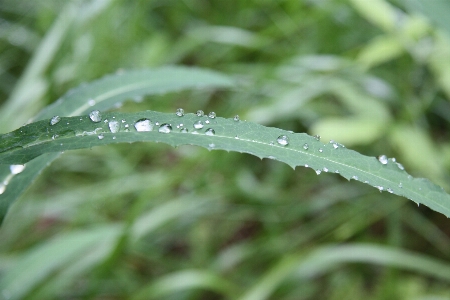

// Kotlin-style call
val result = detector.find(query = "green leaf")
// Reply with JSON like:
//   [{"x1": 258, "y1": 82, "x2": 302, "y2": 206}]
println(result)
[
  {"x1": 1, "y1": 110, "x2": 450, "y2": 219},
  {"x1": 0, "y1": 67, "x2": 234, "y2": 224}
]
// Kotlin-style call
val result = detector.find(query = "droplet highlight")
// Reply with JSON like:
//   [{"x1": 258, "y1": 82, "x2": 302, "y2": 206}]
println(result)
[
  {"x1": 134, "y1": 119, "x2": 153, "y2": 132},
  {"x1": 276, "y1": 135, "x2": 289, "y2": 146},
  {"x1": 205, "y1": 128, "x2": 215, "y2": 136},
  {"x1": 50, "y1": 116, "x2": 61, "y2": 126},
  {"x1": 158, "y1": 123, "x2": 172, "y2": 133},
  {"x1": 89, "y1": 110, "x2": 102, "y2": 123},
  {"x1": 10, "y1": 164, "x2": 25, "y2": 174}
]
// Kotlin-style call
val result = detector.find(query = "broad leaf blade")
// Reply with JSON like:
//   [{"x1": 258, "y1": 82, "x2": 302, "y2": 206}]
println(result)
[
  {"x1": 0, "y1": 67, "x2": 234, "y2": 224},
  {"x1": 1, "y1": 110, "x2": 450, "y2": 218}
]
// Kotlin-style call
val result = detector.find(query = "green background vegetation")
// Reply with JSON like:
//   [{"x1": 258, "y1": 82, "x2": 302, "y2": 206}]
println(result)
[{"x1": 1, "y1": 0, "x2": 450, "y2": 299}]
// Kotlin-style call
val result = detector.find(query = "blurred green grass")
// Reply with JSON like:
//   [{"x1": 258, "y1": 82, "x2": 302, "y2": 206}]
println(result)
[{"x1": 1, "y1": 0, "x2": 450, "y2": 299}]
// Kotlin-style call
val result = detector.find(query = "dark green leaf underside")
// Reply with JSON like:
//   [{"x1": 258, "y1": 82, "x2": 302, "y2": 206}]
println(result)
[{"x1": 1, "y1": 110, "x2": 449, "y2": 218}]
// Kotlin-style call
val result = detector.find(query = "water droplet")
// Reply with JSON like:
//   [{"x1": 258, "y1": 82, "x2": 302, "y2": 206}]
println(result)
[
  {"x1": 335, "y1": 170, "x2": 340, "y2": 173},
  {"x1": 305, "y1": 164, "x2": 309, "y2": 168},
  {"x1": 121, "y1": 120, "x2": 126, "y2": 123},
  {"x1": 205, "y1": 128, "x2": 215, "y2": 136},
  {"x1": 193, "y1": 120, "x2": 204, "y2": 129},
  {"x1": 196, "y1": 110, "x2": 204, "y2": 117},
  {"x1": 180, "y1": 128, "x2": 189, "y2": 133},
  {"x1": 134, "y1": 119, "x2": 153, "y2": 132},
  {"x1": 378, "y1": 155, "x2": 388, "y2": 165},
  {"x1": 375, "y1": 186, "x2": 384, "y2": 192},
  {"x1": 396, "y1": 163, "x2": 405, "y2": 170},
  {"x1": 158, "y1": 123, "x2": 172, "y2": 133},
  {"x1": 276, "y1": 135, "x2": 289, "y2": 146},
  {"x1": 235, "y1": 136, "x2": 239, "y2": 139},
  {"x1": 208, "y1": 112, "x2": 216, "y2": 118},
  {"x1": 234, "y1": 115, "x2": 240, "y2": 121},
  {"x1": 315, "y1": 169, "x2": 322, "y2": 175},
  {"x1": 192, "y1": 131, "x2": 199, "y2": 134},
  {"x1": 313, "y1": 135, "x2": 321, "y2": 141},
  {"x1": 364, "y1": 180, "x2": 369, "y2": 183},
  {"x1": 89, "y1": 110, "x2": 102, "y2": 123},
  {"x1": 323, "y1": 167, "x2": 329, "y2": 172},
  {"x1": 176, "y1": 108, "x2": 184, "y2": 117},
  {"x1": 113, "y1": 136, "x2": 116, "y2": 139},
  {"x1": 52, "y1": 134, "x2": 59, "y2": 140},
  {"x1": 0, "y1": 183, "x2": 5, "y2": 195},
  {"x1": 108, "y1": 120, "x2": 120, "y2": 133},
  {"x1": 98, "y1": 134, "x2": 104, "y2": 140},
  {"x1": 387, "y1": 188, "x2": 394, "y2": 193},
  {"x1": 10, "y1": 164, "x2": 25, "y2": 174},
  {"x1": 205, "y1": 120, "x2": 210, "y2": 124},
  {"x1": 208, "y1": 143, "x2": 215, "y2": 148},
  {"x1": 399, "y1": 182, "x2": 403, "y2": 188},
  {"x1": 88, "y1": 99, "x2": 96, "y2": 106},
  {"x1": 318, "y1": 148, "x2": 323, "y2": 153},
  {"x1": 50, "y1": 116, "x2": 61, "y2": 126},
  {"x1": 352, "y1": 175, "x2": 359, "y2": 180},
  {"x1": 332, "y1": 143, "x2": 339, "y2": 149},
  {"x1": 268, "y1": 156, "x2": 276, "y2": 160},
  {"x1": 303, "y1": 143, "x2": 309, "y2": 150}
]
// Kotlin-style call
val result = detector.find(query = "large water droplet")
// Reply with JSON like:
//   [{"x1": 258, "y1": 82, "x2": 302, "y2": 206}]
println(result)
[
  {"x1": 50, "y1": 116, "x2": 61, "y2": 126},
  {"x1": 89, "y1": 110, "x2": 102, "y2": 123},
  {"x1": 205, "y1": 128, "x2": 215, "y2": 136},
  {"x1": 276, "y1": 135, "x2": 289, "y2": 146},
  {"x1": 158, "y1": 123, "x2": 172, "y2": 133},
  {"x1": 313, "y1": 135, "x2": 321, "y2": 141},
  {"x1": 134, "y1": 119, "x2": 153, "y2": 132},
  {"x1": 208, "y1": 112, "x2": 216, "y2": 118},
  {"x1": 108, "y1": 120, "x2": 120, "y2": 133},
  {"x1": 303, "y1": 143, "x2": 309, "y2": 150},
  {"x1": 10, "y1": 164, "x2": 25, "y2": 174},
  {"x1": 196, "y1": 110, "x2": 204, "y2": 117},
  {"x1": 233, "y1": 115, "x2": 240, "y2": 121},
  {"x1": 378, "y1": 155, "x2": 388, "y2": 165},
  {"x1": 193, "y1": 120, "x2": 204, "y2": 129},
  {"x1": 176, "y1": 108, "x2": 184, "y2": 117}
]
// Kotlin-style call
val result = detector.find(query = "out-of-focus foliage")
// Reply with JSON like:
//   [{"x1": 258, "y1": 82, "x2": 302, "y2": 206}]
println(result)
[{"x1": 1, "y1": 0, "x2": 450, "y2": 299}]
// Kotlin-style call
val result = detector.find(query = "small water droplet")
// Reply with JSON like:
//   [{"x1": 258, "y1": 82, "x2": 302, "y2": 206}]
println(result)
[
  {"x1": 176, "y1": 108, "x2": 184, "y2": 117},
  {"x1": 268, "y1": 155, "x2": 276, "y2": 160},
  {"x1": 121, "y1": 120, "x2": 126, "y2": 123},
  {"x1": 192, "y1": 131, "x2": 199, "y2": 134},
  {"x1": 318, "y1": 148, "x2": 323, "y2": 153},
  {"x1": 0, "y1": 183, "x2": 5, "y2": 195},
  {"x1": 180, "y1": 128, "x2": 189, "y2": 133},
  {"x1": 10, "y1": 164, "x2": 25, "y2": 174},
  {"x1": 305, "y1": 164, "x2": 309, "y2": 168},
  {"x1": 196, "y1": 110, "x2": 204, "y2": 117},
  {"x1": 235, "y1": 135, "x2": 239, "y2": 139},
  {"x1": 193, "y1": 120, "x2": 204, "y2": 129},
  {"x1": 387, "y1": 188, "x2": 394, "y2": 193},
  {"x1": 303, "y1": 143, "x2": 309, "y2": 150},
  {"x1": 158, "y1": 123, "x2": 172, "y2": 133},
  {"x1": 234, "y1": 115, "x2": 240, "y2": 121},
  {"x1": 364, "y1": 180, "x2": 369, "y2": 183},
  {"x1": 52, "y1": 134, "x2": 59, "y2": 140},
  {"x1": 88, "y1": 99, "x2": 96, "y2": 106},
  {"x1": 399, "y1": 182, "x2": 403, "y2": 188},
  {"x1": 352, "y1": 175, "x2": 359, "y2": 180},
  {"x1": 313, "y1": 135, "x2": 321, "y2": 141},
  {"x1": 378, "y1": 155, "x2": 388, "y2": 165},
  {"x1": 98, "y1": 134, "x2": 104, "y2": 140},
  {"x1": 113, "y1": 136, "x2": 116, "y2": 139},
  {"x1": 50, "y1": 116, "x2": 61, "y2": 126},
  {"x1": 133, "y1": 96, "x2": 143, "y2": 103},
  {"x1": 332, "y1": 143, "x2": 339, "y2": 149},
  {"x1": 323, "y1": 167, "x2": 329, "y2": 172},
  {"x1": 375, "y1": 186, "x2": 384, "y2": 192},
  {"x1": 205, "y1": 128, "x2": 215, "y2": 136},
  {"x1": 89, "y1": 110, "x2": 102, "y2": 123},
  {"x1": 396, "y1": 163, "x2": 404, "y2": 170},
  {"x1": 276, "y1": 135, "x2": 289, "y2": 146},
  {"x1": 208, "y1": 143, "x2": 215, "y2": 148},
  {"x1": 335, "y1": 170, "x2": 340, "y2": 173},
  {"x1": 108, "y1": 120, "x2": 120, "y2": 133},
  {"x1": 315, "y1": 169, "x2": 322, "y2": 175},
  {"x1": 208, "y1": 112, "x2": 216, "y2": 118},
  {"x1": 134, "y1": 119, "x2": 153, "y2": 132},
  {"x1": 205, "y1": 120, "x2": 210, "y2": 124}
]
